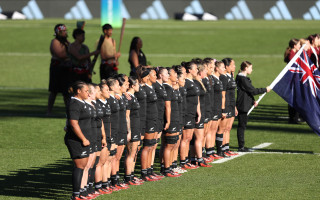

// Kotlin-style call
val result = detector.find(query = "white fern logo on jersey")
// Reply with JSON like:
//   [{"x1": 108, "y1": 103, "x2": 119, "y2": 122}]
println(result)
[
  {"x1": 264, "y1": 0, "x2": 292, "y2": 20},
  {"x1": 303, "y1": 0, "x2": 320, "y2": 20},
  {"x1": 140, "y1": 0, "x2": 169, "y2": 20},
  {"x1": 64, "y1": 0, "x2": 92, "y2": 20},
  {"x1": 225, "y1": 0, "x2": 253, "y2": 20}
]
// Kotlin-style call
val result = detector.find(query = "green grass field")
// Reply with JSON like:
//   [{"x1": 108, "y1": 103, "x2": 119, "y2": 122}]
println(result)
[{"x1": 0, "y1": 19, "x2": 320, "y2": 200}]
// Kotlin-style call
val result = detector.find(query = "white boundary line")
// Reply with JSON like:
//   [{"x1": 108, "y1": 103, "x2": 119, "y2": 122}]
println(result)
[
  {"x1": 213, "y1": 142, "x2": 273, "y2": 164},
  {"x1": 212, "y1": 142, "x2": 318, "y2": 164}
]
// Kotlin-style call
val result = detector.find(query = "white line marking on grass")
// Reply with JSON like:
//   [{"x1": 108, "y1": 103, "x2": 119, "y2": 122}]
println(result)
[{"x1": 213, "y1": 142, "x2": 273, "y2": 164}]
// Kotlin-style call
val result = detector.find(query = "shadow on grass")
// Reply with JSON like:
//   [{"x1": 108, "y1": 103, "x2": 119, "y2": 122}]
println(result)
[
  {"x1": 0, "y1": 158, "x2": 72, "y2": 200},
  {"x1": 0, "y1": 149, "x2": 162, "y2": 200},
  {"x1": 0, "y1": 89, "x2": 66, "y2": 118}
]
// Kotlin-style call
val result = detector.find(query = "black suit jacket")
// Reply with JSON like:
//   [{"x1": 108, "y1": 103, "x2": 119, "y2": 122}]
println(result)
[{"x1": 236, "y1": 74, "x2": 267, "y2": 113}]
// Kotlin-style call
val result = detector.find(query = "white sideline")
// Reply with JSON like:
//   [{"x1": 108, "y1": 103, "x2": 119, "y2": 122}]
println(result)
[{"x1": 213, "y1": 142, "x2": 273, "y2": 164}]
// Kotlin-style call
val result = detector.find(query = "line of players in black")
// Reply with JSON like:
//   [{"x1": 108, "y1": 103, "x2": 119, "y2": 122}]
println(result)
[{"x1": 65, "y1": 57, "x2": 239, "y2": 200}]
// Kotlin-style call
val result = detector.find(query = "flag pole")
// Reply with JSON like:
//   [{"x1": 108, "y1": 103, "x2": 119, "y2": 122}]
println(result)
[{"x1": 247, "y1": 44, "x2": 306, "y2": 116}]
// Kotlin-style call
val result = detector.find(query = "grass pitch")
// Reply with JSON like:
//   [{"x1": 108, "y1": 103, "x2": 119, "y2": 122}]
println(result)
[{"x1": 0, "y1": 19, "x2": 320, "y2": 200}]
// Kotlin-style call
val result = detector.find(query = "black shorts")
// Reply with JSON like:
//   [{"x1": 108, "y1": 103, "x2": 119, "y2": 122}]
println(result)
[
  {"x1": 65, "y1": 135, "x2": 90, "y2": 159},
  {"x1": 157, "y1": 119, "x2": 164, "y2": 133},
  {"x1": 90, "y1": 140, "x2": 97, "y2": 153},
  {"x1": 195, "y1": 117, "x2": 205, "y2": 129},
  {"x1": 184, "y1": 114, "x2": 196, "y2": 130},
  {"x1": 117, "y1": 132, "x2": 127, "y2": 146},
  {"x1": 164, "y1": 121, "x2": 180, "y2": 133},
  {"x1": 212, "y1": 109, "x2": 222, "y2": 121},
  {"x1": 145, "y1": 120, "x2": 157, "y2": 134},
  {"x1": 227, "y1": 105, "x2": 235, "y2": 118},
  {"x1": 106, "y1": 140, "x2": 112, "y2": 151},
  {"x1": 96, "y1": 136, "x2": 102, "y2": 152},
  {"x1": 205, "y1": 111, "x2": 212, "y2": 123},
  {"x1": 110, "y1": 128, "x2": 117, "y2": 144},
  {"x1": 140, "y1": 120, "x2": 146, "y2": 137}
]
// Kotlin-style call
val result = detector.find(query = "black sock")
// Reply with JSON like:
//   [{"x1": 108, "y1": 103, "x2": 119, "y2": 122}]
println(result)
[
  {"x1": 79, "y1": 188, "x2": 85, "y2": 197},
  {"x1": 125, "y1": 174, "x2": 131, "y2": 182},
  {"x1": 102, "y1": 181, "x2": 108, "y2": 189},
  {"x1": 226, "y1": 143, "x2": 230, "y2": 151},
  {"x1": 164, "y1": 167, "x2": 170, "y2": 174},
  {"x1": 147, "y1": 168, "x2": 152, "y2": 176},
  {"x1": 72, "y1": 168, "x2": 83, "y2": 196},
  {"x1": 141, "y1": 169, "x2": 148, "y2": 178},
  {"x1": 95, "y1": 181, "x2": 102, "y2": 190},
  {"x1": 151, "y1": 165, "x2": 154, "y2": 173},
  {"x1": 172, "y1": 161, "x2": 178, "y2": 169},
  {"x1": 160, "y1": 164, "x2": 165, "y2": 173},
  {"x1": 111, "y1": 175, "x2": 117, "y2": 186},
  {"x1": 216, "y1": 133, "x2": 223, "y2": 154},
  {"x1": 198, "y1": 157, "x2": 204, "y2": 164},
  {"x1": 180, "y1": 159, "x2": 186, "y2": 166},
  {"x1": 116, "y1": 171, "x2": 120, "y2": 185}
]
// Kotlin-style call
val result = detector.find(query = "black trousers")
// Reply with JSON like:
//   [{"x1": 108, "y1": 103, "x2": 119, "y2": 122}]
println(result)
[{"x1": 237, "y1": 112, "x2": 248, "y2": 149}]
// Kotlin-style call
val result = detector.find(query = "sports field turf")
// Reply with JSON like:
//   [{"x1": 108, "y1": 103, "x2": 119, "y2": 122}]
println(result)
[{"x1": 0, "y1": 19, "x2": 320, "y2": 200}]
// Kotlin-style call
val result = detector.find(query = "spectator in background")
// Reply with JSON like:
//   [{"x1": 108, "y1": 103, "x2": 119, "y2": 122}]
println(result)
[
  {"x1": 284, "y1": 38, "x2": 303, "y2": 124},
  {"x1": 100, "y1": 24, "x2": 121, "y2": 80},
  {"x1": 307, "y1": 34, "x2": 320, "y2": 68},
  {"x1": 47, "y1": 24, "x2": 71, "y2": 115},
  {"x1": 68, "y1": 28, "x2": 99, "y2": 83},
  {"x1": 128, "y1": 37, "x2": 147, "y2": 77}
]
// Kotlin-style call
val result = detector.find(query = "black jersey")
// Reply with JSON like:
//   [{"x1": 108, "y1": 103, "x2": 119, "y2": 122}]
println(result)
[
  {"x1": 194, "y1": 80, "x2": 206, "y2": 119},
  {"x1": 212, "y1": 75, "x2": 223, "y2": 112},
  {"x1": 127, "y1": 93, "x2": 141, "y2": 134},
  {"x1": 135, "y1": 85, "x2": 147, "y2": 121},
  {"x1": 143, "y1": 84, "x2": 158, "y2": 121},
  {"x1": 220, "y1": 74, "x2": 228, "y2": 105},
  {"x1": 226, "y1": 73, "x2": 237, "y2": 107},
  {"x1": 118, "y1": 95, "x2": 127, "y2": 134},
  {"x1": 66, "y1": 97, "x2": 92, "y2": 140},
  {"x1": 202, "y1": 77, "x2": 212, "y2": 114},
  {"x1": 108, "y1": 95, "x2": 120, "y2": 136},
  {"x1": 164, "y1": 83, "x2": 180, "y2": 122},
  {"x1": 97, "y1": 99, "x2": 111, "y2": 140},
  {"x1": 184, "y1": 78, "x2": 200, "y2": 117},
  {"x1": 209, "y1": 75, "x2": 215, "y2": 112},
  {"x1": 153, "y1": 81, "x2": 167, "y2": 121},
  {"x1": 179, "y1": 86, "x2": 187, "y2": 126}
]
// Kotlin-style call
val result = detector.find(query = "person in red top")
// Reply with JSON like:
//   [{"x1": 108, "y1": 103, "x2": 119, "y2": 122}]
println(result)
[
  {"x1": 307, "y1": 34, "x2": 320, "y2": 68},
  {"x1": 284, "y1": 38, "x2": 303, "y2": 124},
  {"x1": 284, "y1": 38, "x2": 301, "y2": 63}
]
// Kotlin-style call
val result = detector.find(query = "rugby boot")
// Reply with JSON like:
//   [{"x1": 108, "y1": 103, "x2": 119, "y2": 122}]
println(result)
[{"x1": 184, "y1": 163, "x2": 199, "y2": 169}]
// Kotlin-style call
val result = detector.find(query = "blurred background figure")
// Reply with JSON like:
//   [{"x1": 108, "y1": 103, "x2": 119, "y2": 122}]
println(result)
[{"x1": 128, "y1": 37, "x2": 147, "y2": 77}]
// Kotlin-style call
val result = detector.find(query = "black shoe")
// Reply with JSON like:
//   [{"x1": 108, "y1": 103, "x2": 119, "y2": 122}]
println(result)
[
  {"x1": 238, "y1": 147, "x2": 253, "y2": 152},
  {"x1": 218, "y1": 152, "x2": 230, "y2": 158}
]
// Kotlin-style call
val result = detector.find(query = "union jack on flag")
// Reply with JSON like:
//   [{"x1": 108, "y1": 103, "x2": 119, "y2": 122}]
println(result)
[
  {"x1": 273, "y1": 49, "x2": 320, "y2": 136},
  {"x1": 288, "y1": 50, "x2": 320, "y2": 98}
]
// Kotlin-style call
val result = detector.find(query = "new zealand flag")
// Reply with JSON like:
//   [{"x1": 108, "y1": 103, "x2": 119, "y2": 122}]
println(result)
[{"x1": 273, "y1": 49, "x2": 320, "y2": 136}]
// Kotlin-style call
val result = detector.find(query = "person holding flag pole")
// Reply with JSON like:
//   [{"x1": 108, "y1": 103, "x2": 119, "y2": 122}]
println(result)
[
  {"x1": 235, "y1": 62, "x2": 271, "y2": 152},
  {"x1": 250, "y1": 43, "x2": 320, "y2": 137}
]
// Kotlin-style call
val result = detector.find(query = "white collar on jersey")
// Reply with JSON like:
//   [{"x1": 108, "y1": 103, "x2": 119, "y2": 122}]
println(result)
[
  {"x1": 163, "y1": 82, "x2": 172, "y2": 88},
  {"x1": 145, "y1": 83, "x2": 153, "y2": 89},
  {"x1": 92, "y1": 100, "x2": 96, "y2": 103},
  {"x1": 109, "y1": 94, "x2": 115, "y2": 99},
  {"x1": 115, "y1": 94, "x2": 122, "y2": 99},
  {"x1": 71, "y1": 96, "x2": 85, "y2": 103},
  {"x1": 186, "y1": 78, "x2": 194, "y2": 82},
  {"x1": 98, "y1": 99, "x2": 107, "y2": 104},
  {"x1": 238, "y1": 72, "x2": 246, "y2": 77},
  {"x1": 156, "y1": 80, "x2": 163, "y2": 86},
  {"x1": 212, "y1": 74, "x2": 220, "y2": 80},
  {"x1": 226, "y1": 73, "x2": 232, "y2": 77}
]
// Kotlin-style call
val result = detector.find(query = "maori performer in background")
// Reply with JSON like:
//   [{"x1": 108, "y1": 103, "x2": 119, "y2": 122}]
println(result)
[
  {"x1": 47, "y1": 24, "x2": 72, "y2": 115},
  {"x1": 100, "y1": 24, "x2": 121, "y2": 80}
]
